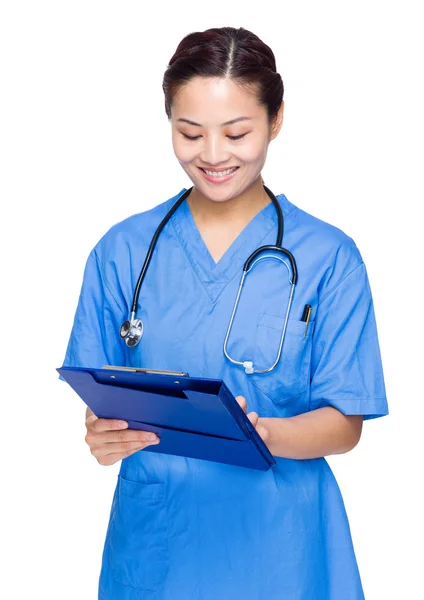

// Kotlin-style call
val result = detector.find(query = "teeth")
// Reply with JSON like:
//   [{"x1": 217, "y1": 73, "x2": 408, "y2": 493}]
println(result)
[{"x1": 204, "y1": 167, "x2": 237, "y2": 177}]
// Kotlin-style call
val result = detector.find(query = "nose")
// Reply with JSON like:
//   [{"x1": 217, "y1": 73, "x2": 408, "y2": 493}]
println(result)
[{"x1": 199, "y1": 134, "x2": 231, "y2": 166}]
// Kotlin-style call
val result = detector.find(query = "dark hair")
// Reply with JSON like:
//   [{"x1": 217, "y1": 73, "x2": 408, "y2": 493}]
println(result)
[{"x1": 162, "y1": 27, "x2": 284, "y2": 124}]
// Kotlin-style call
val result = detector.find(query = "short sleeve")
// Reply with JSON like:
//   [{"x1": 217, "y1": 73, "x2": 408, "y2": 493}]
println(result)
[
  {"x1": 61, "y1": 248, "x2": 127, "y2": 371},
  {"x1": 310, "y1": 262, "x2": 388, "y2": 420}
]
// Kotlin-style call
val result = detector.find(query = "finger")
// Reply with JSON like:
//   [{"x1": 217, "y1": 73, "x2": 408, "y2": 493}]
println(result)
[
  {"x1": 89, "y1": 417, "x2": 128, "y2": 433},
  {"x1": 86, "y1": 429, "x2": 159, "y2": 446},
  {"x1": 91, "y1": 438, "x2": 160, "y2": 458},
  {"x1": 256, "y1": 423, "x2": 270, "y2": 443},
  {"x1": 247, "y1": 411, "x2": 259, "y2": 427},
  {"x1": 96, "y1": 444, "x2": 156, "y2": 466},
  {"x1": 235, "y1": 395, "x2": 247, "y2": 412},
  {"x1": 85, "y1": 413, "x2": 98, "y2": 427}
]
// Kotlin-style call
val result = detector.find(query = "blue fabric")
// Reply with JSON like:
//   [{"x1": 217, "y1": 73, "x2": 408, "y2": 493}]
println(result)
[{"x1": 62, "y1": 188, "x2": 388, "y2": 599}]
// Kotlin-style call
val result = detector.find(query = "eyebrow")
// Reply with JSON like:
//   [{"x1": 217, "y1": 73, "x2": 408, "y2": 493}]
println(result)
[{"x1": 176, "y1": 116, "x2": 252, "y2": 127}]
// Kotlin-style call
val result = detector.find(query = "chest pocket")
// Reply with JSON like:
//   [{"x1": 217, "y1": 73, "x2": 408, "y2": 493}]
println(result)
[{"x1": 250, "y1": 314, "x2": 314, "y2": 406}]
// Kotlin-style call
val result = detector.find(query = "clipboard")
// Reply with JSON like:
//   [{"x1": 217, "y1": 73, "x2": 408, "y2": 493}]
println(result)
[{"x1": 57, "y1": 365, "x2": 276, "y2": 471}]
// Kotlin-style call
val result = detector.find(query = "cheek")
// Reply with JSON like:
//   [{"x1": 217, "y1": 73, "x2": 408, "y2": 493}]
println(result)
[
  {"x1": 235, "y1": 147, "x2": 267, "y2": 167},
  {"x1": 172, "y1": 134, "x2": 197, "y2": 164},
  {"x1": 234, "y1": 137, "x2": 269, "y2": 165}
]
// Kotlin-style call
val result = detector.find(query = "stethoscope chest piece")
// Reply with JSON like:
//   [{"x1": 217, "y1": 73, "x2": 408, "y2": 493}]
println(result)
[{"x1": 120, "y1": 317, "x2": 144, "y2": 347}]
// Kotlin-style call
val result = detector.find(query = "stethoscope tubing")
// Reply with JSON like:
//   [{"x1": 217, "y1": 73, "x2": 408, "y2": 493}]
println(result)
[
  {"x1": 130, "y1": 188, "x2": 192, "y2": 314},
  {"x1": 130, "y1": 184, "x2": 283, "y2": 315},
  {"x1": 121, "y1": 184, "x2": 298, "y2": 373}
]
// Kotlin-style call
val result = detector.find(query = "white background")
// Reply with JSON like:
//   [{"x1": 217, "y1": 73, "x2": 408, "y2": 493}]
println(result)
[{"x1": 1, "y1": 1, "x2": 422, "y2": 598}]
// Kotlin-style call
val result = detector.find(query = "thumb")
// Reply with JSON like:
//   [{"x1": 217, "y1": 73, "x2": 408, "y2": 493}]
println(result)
[
  {"x1": 247, "y1": 411, "x2": 259, "y2": 428},
  {"x1": 235, "y1": 395, "x2": 247, "y2": 413}
]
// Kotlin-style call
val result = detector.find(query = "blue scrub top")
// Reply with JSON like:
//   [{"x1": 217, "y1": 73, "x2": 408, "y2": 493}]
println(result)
[{"x1": 63, "y1": 188, "x2": 388, "y2": 600}]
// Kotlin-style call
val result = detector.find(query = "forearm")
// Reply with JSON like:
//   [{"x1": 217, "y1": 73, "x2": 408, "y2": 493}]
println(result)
[{"x1": 257, "y1": 407, "x2": 363, "y2": 460}]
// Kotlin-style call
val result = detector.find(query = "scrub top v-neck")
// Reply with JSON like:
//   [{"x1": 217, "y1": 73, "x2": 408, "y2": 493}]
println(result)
[
  {"x1": 170, "y1": 192, "x2": 290, "y2": 302},
  {"x1": 62, "y1": 187, "x2": 388, "y2": 600}
]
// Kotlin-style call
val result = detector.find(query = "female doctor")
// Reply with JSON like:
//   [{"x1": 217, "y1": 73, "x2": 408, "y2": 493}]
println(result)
[{"x1": 62, "y1": 26, "x2": 388, "y2": 600}]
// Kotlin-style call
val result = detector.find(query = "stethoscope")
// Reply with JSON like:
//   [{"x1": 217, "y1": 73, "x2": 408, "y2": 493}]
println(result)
[{"x1": 120, "y1": 184, "x2": 298, "y2": 374}]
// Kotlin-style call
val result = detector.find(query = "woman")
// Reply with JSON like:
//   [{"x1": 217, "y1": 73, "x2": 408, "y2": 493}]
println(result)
[{"x1": 62, "y1": 27, "x2": 388, "y2": 599}]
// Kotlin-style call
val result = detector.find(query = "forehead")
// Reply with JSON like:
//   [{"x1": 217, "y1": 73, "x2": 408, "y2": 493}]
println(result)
[{"x1": 171, "y1": 77, "x2": 264, "y2": 122}]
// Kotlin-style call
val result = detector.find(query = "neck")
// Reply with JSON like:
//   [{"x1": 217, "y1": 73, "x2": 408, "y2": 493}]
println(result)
[{"x1": 187, "y1": 177, "x2": 270, "y2": 225}]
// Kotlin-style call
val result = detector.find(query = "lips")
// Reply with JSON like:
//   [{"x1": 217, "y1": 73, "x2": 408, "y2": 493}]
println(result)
[
  {"x1": 197, "y1": 166, "x2": 239, "y2": 184},
  {"x1": 199, "y1": 167, "x2": 238, "y2": 171},
  {"x1": 198, "y1": 166, "x2": 239, "y2": 176}
]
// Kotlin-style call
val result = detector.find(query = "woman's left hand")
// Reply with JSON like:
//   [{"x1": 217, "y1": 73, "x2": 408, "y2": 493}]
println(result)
[{"x1": 235, "y1": 396, "x2": 270, "y2": 443}]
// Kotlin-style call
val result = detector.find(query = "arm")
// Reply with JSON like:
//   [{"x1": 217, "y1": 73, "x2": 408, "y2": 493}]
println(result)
[
  {"x1": 257, "y1": 408, "x2": 363, "y2": 459},
  {"x1": 246, "y1": 261, "x2": 386, "y2": 460},
  {"x1": 236, "y1": 397, "x2": 363, "y2": 460},
  {"x1": 61, "y1": 247, "x2": 156, "y2": 465}
]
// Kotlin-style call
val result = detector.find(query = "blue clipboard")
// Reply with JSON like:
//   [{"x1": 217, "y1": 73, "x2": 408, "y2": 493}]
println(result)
[{"x1": 57, "y1": 365, "x2": 276, "y2": 471}]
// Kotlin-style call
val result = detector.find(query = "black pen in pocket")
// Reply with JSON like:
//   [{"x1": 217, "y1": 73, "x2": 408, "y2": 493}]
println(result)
[{"x1": 301, "y1": 304, "x2": 312, "y2": 337}]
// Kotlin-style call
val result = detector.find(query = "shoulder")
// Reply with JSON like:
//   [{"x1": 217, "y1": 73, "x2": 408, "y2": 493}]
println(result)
[
  {"x1": 92, "y1": 188, "x2": 186, "y2": 263},
  {"x1": 279, "y1": 194, "x2": 364, "y2": 294}
]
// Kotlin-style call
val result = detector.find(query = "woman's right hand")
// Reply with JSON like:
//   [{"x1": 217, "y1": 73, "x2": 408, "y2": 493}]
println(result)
[{"x1": 85, "y1": 408, "x2": 160, "y2": 466}]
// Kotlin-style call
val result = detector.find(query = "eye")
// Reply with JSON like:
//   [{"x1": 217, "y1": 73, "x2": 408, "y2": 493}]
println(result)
[
  {"x1": 182, "y1": 133, "x2": 201, "y2": 141},
  {"x1": 227, "y1": 134, "x2": 247, "y2": 141},
  {"x1": 181, "y1": 132, "x2": 248, "y2": 141}
]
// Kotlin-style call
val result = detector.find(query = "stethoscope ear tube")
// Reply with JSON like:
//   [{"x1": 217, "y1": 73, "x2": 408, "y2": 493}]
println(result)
[{"x1": 244, "y1": 246, "x2": 298, "y2": 285}]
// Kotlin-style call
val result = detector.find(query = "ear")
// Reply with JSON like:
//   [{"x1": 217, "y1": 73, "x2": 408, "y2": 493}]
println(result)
[{"x1": 269, "y1": 101, "x2": 284, "y2": 141}]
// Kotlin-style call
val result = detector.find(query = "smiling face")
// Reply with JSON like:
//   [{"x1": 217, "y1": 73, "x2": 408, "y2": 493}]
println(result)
[{"x1": 170, "y1": 77, "x2": 283, "y2": 203}]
